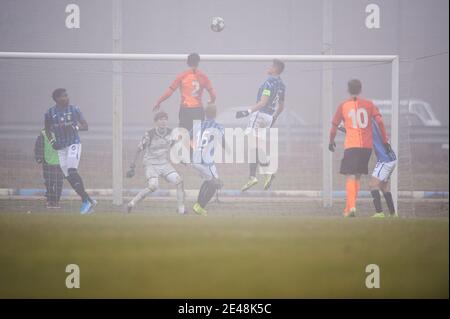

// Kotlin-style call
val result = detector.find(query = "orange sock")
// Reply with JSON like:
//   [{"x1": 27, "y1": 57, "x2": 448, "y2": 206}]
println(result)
[{"x1": 345, "y1": 179, "x2": 356, "y2": 212}]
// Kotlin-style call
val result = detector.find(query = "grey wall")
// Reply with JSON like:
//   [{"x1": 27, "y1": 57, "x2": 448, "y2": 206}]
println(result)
[{"x1": 0, "y1": 0, "x2": 448, "y2": 126}]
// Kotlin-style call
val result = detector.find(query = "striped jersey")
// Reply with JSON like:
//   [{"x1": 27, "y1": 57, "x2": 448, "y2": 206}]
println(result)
[
  {"x1": 45, "y1": 105, "x2": 83, "y2": 148},
  {"x1": 257, "y1": 75, "x2": 286, "y2": 115},
  {"x1": 191, "y1": 119, "x2": 225, "y2": 165},
  {"x1": 372, "y1": 119, "x2": 396, "y2": 163}
]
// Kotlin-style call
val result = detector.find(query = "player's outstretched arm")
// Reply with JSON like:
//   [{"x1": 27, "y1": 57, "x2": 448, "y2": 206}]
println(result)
[{"x1": 154, "y1": 76, "x2": 182, "y2": 111}]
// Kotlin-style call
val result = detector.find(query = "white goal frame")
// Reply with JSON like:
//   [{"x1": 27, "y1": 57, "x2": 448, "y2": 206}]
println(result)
[{"x1": 0, "y1": 52, "x2": 400, "y2": 212}]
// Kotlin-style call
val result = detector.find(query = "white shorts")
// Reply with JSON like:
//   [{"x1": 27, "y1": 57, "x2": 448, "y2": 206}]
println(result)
[
  {"x1": 245, "y1": 111, "x2": 273, "y2": 138},
  {"x1": 192, "y1": 163, "x2": 219, "y2": 181},
  {"x1": 372, "y1": 160, "x2": 397, "y2": 182},
  {"x1": 58, "y1": 143, "x2": 81, "y2": 177},
  {"x1": 145, "y1": 163, "x2": 177, "y2": 180}
]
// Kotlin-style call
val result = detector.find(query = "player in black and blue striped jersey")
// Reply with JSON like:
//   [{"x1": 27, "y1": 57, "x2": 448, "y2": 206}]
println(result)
[
  {"x1": 370, "y1": 118, "x2": 397, "y2": 218},
  {"x1": 190, "y1": 104, "x2": 226, "y2": 216},
  {"x1": 44, "y1": 88, "x2": 96, "y2": 214},
  {"x1": 236, "y1": 59, "x2": 286, "y2": 192}
]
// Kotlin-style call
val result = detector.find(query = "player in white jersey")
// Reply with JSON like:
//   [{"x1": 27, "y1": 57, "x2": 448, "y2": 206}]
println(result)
[{"x1": 124, "y1": 112, "x2": 186, "y2": 214}]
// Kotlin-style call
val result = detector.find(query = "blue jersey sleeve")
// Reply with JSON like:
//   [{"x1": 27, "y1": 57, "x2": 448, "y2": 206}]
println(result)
[{"x1": 261, "y1": 80, "x2": 274, "y2": 97}]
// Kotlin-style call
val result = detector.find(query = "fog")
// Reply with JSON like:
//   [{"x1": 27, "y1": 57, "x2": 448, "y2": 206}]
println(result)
[{"x1": 0, "y1": 0, "x2": 448, "y2": 127}]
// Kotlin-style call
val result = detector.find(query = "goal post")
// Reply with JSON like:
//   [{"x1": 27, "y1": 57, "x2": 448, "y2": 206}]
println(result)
[{"x1": 0, "y1": 52, "x2": 400, "y2": 211}]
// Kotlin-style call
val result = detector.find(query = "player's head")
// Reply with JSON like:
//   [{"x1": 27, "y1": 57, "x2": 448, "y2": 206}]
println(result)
[
  {"x1": 205, "y1": 104, "x2": 217, "y2": 120},
  {"x1": 348, "y1": 79, "x2": 362, "y2": 97},
  {"x1": 154, "y1": 111, "x2": 169, "y2": 128},
  {"x1": 187, "y1": 53, "x2": 200, "y2": 69},
  {"x1": 269, "y1": 59, "x2": 285, "y2": 75},
  {"x1": 52, "y1": 88, "x2": 69, "y2": 106}
]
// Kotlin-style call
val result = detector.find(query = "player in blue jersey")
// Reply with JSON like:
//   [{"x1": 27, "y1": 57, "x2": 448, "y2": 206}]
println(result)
[
  {"x1": 44, "y1": 88, "x2": 97, "y2": 214},
  {"x1": 370, "y1": 119, "x2": 398, "y2": 218},
  {"x1": 236, "y1": 59, "x2": 286, "y2": 192},
  {"x1": 190, "y1": 104, "x2": 226, "y2": 216}
]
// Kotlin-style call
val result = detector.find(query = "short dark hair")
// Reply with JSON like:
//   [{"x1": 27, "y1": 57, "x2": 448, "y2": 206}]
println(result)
[
  {"x1": 154, "y1": 111, "x2": 169, "y2": 122},
  {"x1": 348, "y1": 79, "x2": 362, "y2": 95},
  {"x1": 187, "y1": 53, "x2": 200, "y2": 67},
  {"x1": 205, "y1": 104, "x2": 217, "y2": 119},
  {"x1": 273, "y1": 59, "x2": 285, "y2": 74},
  {"x1": 52, "y1": 88, "x2": 66, "y2": 102}
]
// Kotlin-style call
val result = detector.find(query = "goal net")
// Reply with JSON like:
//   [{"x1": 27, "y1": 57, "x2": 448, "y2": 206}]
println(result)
[{"x1": 0, "y1": 52, "x2": 445, "y2": 217}]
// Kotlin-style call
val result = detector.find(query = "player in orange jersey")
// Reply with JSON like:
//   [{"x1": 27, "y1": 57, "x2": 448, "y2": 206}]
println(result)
[
  {"x1": 153, "y1": 53, "x2": 216, "y2": 131},
  {"x1": 328, "y1": 79, "x2": 389, "y2": 217}
]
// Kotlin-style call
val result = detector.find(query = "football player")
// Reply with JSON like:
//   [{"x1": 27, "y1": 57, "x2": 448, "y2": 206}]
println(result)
[
  {"x1": 125, "y1": 111, "x2": 186, "y2": 214},
  {"x1": 328, "y1": 79, "x2": 389, "y2": 217},
  {"x1": 190, "y1": 104, "x2": 226, "y2": 216},
  {"x1": 369, "y1": 119, "x2": 397, "y2": 218},
  {"x1": 44, "y1": 88, "x2": 96, "y2": 214},
  {"x1": 236, "y1": 59, "x2": 286, "y2": 191},
  {"x1": 153, "y1": 53, "x2": 216, "y2": 131}
]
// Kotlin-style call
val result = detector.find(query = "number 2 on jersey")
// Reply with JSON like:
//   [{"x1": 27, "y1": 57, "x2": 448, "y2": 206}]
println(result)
[{"x1": 191, "y1": 80, "x2": 200, "y2": 97}]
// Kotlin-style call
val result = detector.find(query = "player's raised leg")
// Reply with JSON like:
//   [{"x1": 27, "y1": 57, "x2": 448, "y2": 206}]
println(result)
[{"x1": 126, "y1": 176, "x2": 158, "y2": 213}]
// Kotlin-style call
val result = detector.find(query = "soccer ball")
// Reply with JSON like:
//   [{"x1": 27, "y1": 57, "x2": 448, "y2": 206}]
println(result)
[{"x1": 211, "y1": 16, "x2": 225, "y2": 32}]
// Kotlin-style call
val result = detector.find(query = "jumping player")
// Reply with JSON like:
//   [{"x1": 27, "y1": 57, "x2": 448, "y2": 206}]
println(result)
[
  {"x1": 153, "y1": 53, "x2": 216, "y2": 131},
  {"x1": 328, "y1": 79, "x2": 389, "y2": 217},
  {"x1": 370, "y1": 119, "x2": 397, "y2": 218},
  {"x1": 44, "y1": 88, "x2": 97, "y2": 214},
  {"x1": 125, "y1": 111, "x2": 186, "y2": 214},
  {"x1": 191, "y1": 104, "x2": 225, "y2": 216},
  {"x1": 236, "y1": 59, "x2": 286, "y2": 192}
]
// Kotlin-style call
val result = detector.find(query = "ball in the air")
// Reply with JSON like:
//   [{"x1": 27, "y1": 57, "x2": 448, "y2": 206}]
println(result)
[{"x1": 211, "y1": 16, "x2": 225, "y2": 32}]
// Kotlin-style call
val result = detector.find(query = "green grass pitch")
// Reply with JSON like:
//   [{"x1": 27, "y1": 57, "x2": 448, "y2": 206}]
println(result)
[{"x1": 0, "y1": 205, "x2": 447, "y2": 299}]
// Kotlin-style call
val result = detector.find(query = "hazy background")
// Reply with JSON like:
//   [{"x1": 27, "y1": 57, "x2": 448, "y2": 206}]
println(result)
[{"x1": 0, "y1": 0, "x2": 448, "y2": 127}]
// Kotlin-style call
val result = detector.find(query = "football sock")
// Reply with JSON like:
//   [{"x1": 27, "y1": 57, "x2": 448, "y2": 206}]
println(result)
[
  {"x1": 67, "y1": 170, "x2": 91, "y2": 203},
  {"x1": 258, "y1": 148, "x2": 270, "y2": 167},
  {"x1": 383, "y1": 191, "x2": 396, "y2": 214},
  {"x1": 355, "y1": 179, "x2": 360, "y2": 197},
  {"x1": 199, "y1": 181, "x2": 218, "y2": 208},
  {"x1": 249, "y1": 148, "x2": 259, "y2": 177},
  {"x1": 354, "y1": 179, "x2": 360, "y2": 208},
  {"x1": 371, "y1": 190, "x2": 383, "y2": 213},
  {"x1": 344, "y1": 179, "x2": 350, "y2": 212},
  {"x1": 345, "y1": 178, "x2": 356, "y2": 210},
  {"x1": 176, "y1": 182, "x2": 185, "y2": 211},
  {"x1": 197, "y1": 181, "x2": 209, "y2": 204}
]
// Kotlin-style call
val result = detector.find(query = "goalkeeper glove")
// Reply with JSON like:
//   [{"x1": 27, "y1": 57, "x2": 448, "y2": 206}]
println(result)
[
  {"x1": 126, "y1": 164, "x2": 136, "y2": 178},
  {"x1": 328, "y1": 141, "x2": 336, "y2": 152},
  {"x1": 236, "y1": 110, "x2": 251, "y2": 119}
]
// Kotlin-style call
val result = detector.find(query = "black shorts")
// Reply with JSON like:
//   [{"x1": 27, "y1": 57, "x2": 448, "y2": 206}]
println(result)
[
  {"x1": 179, "y1": 106, "x2": 204, "y2": 131},
  {"x1": 340, "y1": 147, "x2": 372, "y2": 175}
]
